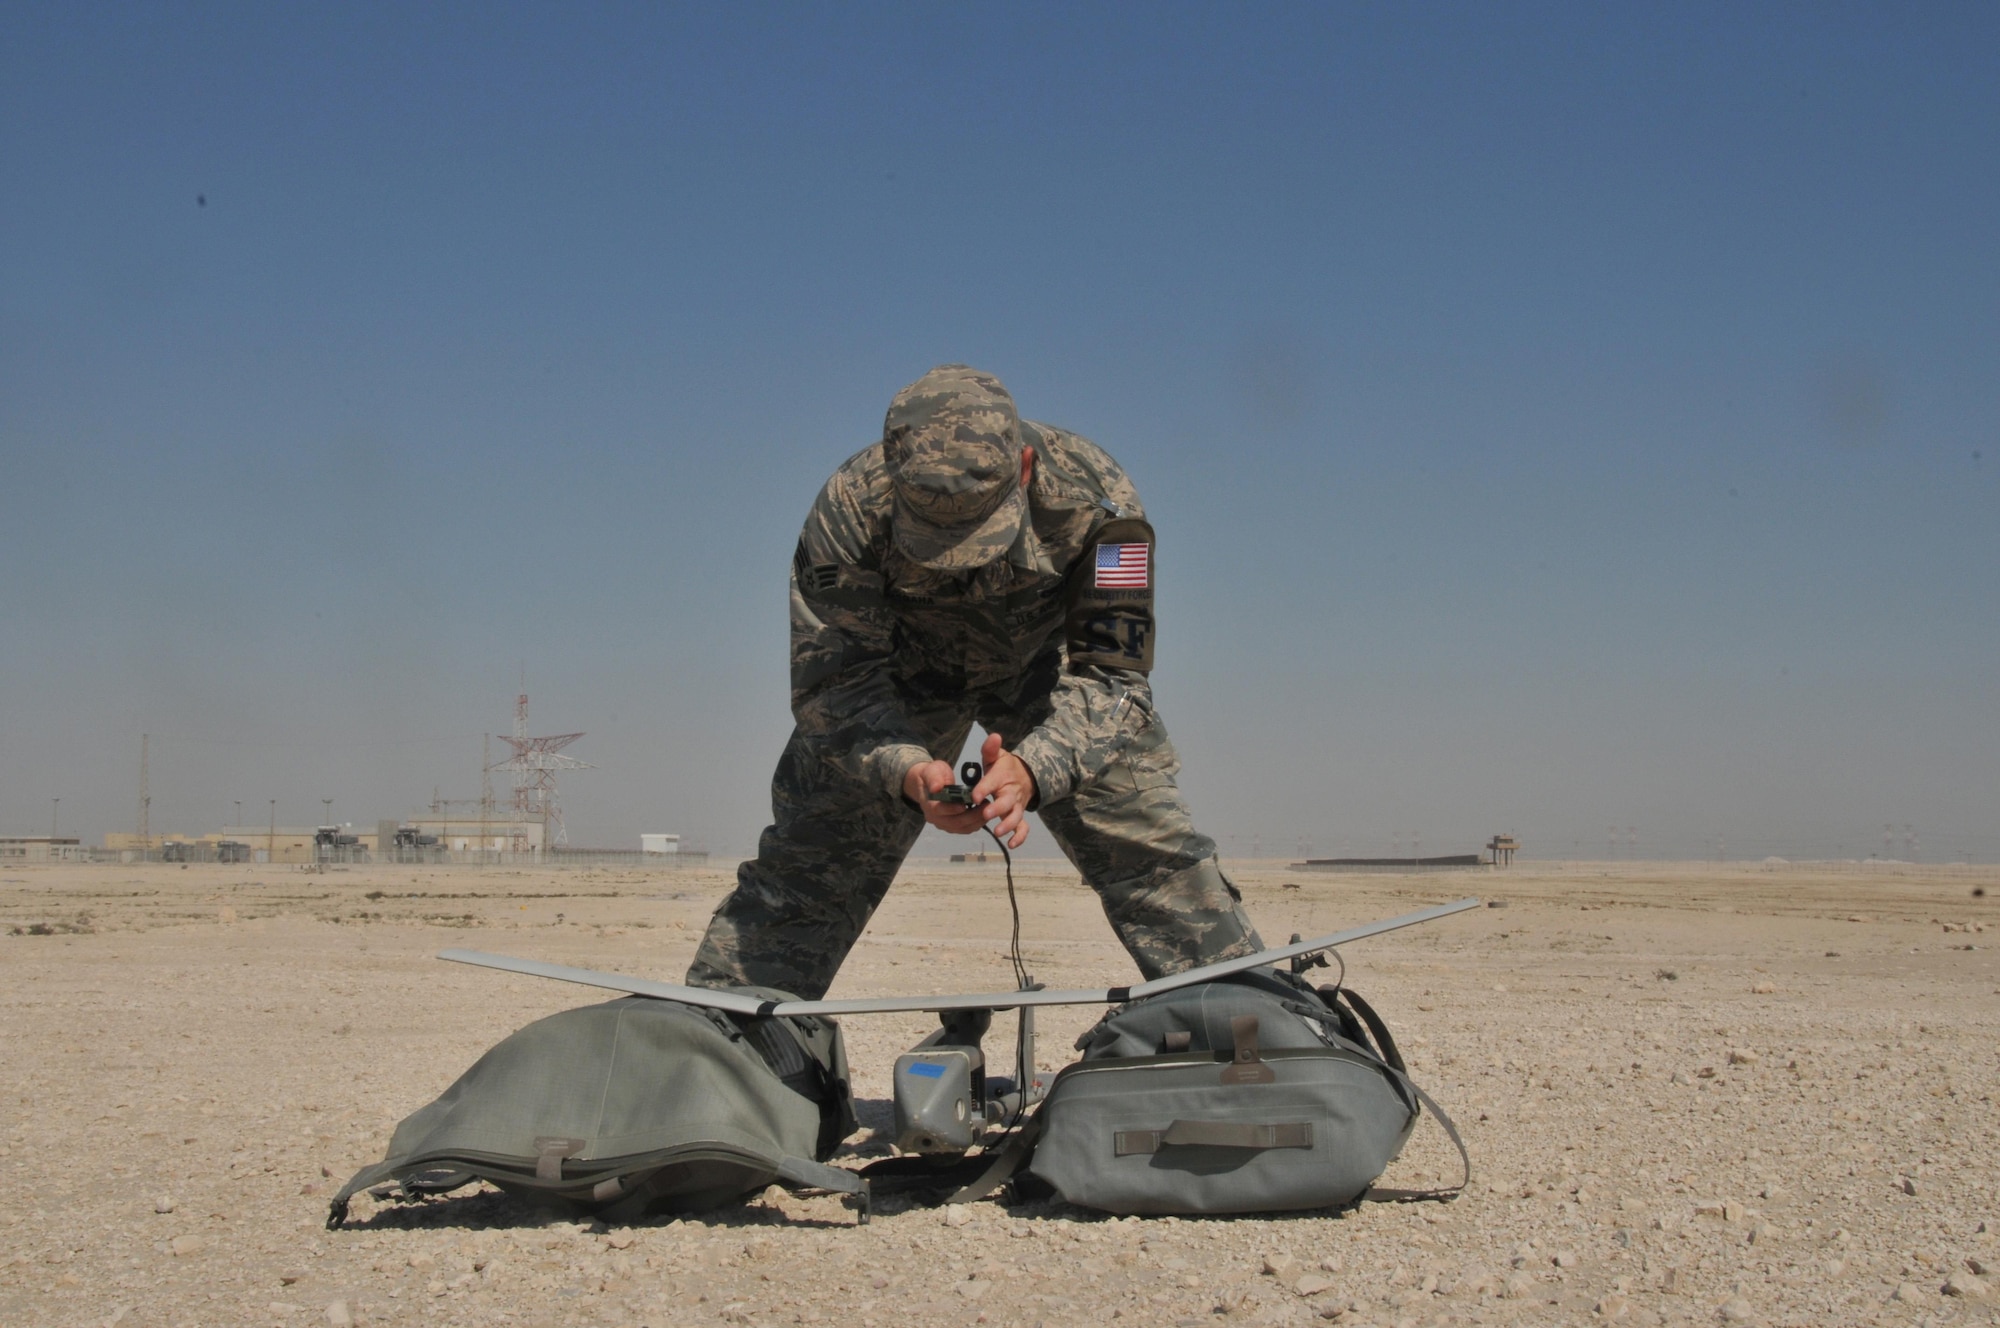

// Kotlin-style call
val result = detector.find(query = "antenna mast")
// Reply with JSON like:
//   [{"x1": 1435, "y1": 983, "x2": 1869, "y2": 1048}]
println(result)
[
  {"x1": 491, "y1": 690, "x2": 592, "y2": 849},
  {"x1": 480, "y1": 734, "x2": 493, "y2": 859},
  {"x1": 138, "y1": 733, "x2": 151, "y2": 855}
]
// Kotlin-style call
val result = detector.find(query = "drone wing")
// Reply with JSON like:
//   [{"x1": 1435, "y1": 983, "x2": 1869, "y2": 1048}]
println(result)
[
  {"x1": 434, "y1": 951, "x2": 777, "y2": 1015},
  {"x1": 440, "y1": 897, "x2": 1478, "y2": 1016},
  {"x1": 1113, "y1": 895, "x2": 1477, "y2": 1000}
]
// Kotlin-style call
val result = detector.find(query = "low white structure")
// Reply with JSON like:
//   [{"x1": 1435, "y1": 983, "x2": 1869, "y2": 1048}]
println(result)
[
  {"x1": 0, "y1": 836, "x2": 84, "y2": 862},
  {"x1": 640, "y1": 833, "x2": 681, "y2": 855},
  {"x1": 403, "y1": 818, "x2": 546, "y2": 855}
]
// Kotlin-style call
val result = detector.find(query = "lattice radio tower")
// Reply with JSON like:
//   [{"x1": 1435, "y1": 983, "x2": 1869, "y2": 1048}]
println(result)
[{"x1": 489, "y1": 692, "x2": 591, "y2": 848}]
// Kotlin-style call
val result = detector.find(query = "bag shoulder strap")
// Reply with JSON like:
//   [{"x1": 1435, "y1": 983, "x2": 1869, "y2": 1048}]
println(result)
[
  {"x1": 943, "y1": 1110, "x2": 1046, "y2": 1207},
  {"x1": 1326, "y1": 987, "x2": 1406, "y2": 1073},
  {"x1": 326, "y1": 1159, "x2": 403, "y2": 1230},
  {"x1": 1363, "y1": 1079, "x2": 1471, "y2": 1204},
  {"x1": 774, "y1": 1154, "x2": 871, "y2": 1223},
  {"x1": 1318, "y1": 987, "x2": 1468, "y2": 1204}
]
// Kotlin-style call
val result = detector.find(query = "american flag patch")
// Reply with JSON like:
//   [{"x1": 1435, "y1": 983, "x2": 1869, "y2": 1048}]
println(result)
[{"x1": 1095, "y1": 542, "x2": 1149, "y2": 589}]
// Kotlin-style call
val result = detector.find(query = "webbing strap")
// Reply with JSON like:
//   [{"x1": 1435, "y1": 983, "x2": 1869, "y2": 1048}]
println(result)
[
  {"x1": 1363, "y1": 1080, "x2": 1471, "y2": 1204},
  {"x1": 773, "y1": 1154, "x2": 865, "y2": 1195},
  {"x1": 1332, "y1": 988, "x2": 1405, "y2": 1074},
  {"x1": 1220, "y1": 1013, "x2": 1275, "y2": 1085},
  {"x1": 1114, "y1": 1120, "x2": 1313, "y2": 1155},
  {"x1": 774, "y1": 1155, "x2": 871, "y2": 1224},
  {"x1": 325, "y1": 1159, "x2": 402, "y2": 1230},
  {"x1": 943, "y1": 1111, "x2": 1045, "y2": 1207},
  {"x1": 533, "y1": 1136, "x2": 587, "y2": 1182}
]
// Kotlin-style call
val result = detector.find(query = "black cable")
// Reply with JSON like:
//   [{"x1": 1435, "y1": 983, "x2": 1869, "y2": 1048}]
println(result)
[
  {"x1": 970, "y1": 765, "x2": 1033, "y2": 1133},
  {"x1": 983, "y1": 822, "x2": 1030, "y2": 991},
  {"x1": 979, "y1": 821, "x2": 1034, "y2": 1133}
]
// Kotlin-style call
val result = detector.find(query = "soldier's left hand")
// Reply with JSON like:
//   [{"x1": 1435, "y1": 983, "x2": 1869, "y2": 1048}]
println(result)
[{"x1": 970, "y1": 732, "x2": 1037, "y2": 850}]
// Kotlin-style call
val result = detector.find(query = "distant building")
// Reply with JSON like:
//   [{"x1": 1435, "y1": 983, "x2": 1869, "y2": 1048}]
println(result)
[
  {"x1": 92, "y1": 817, "x2": 554, "y2": 864},
  {"x1": 1293, "y1": 854, "x2": 1484, "y2": 872},
  {"x1": 400, "y1": 818, "x2": 546, "y2": 855},
  {"x1": 212, "y1": 826, "x2": 325, "y2": 864},
  {"x1": 640, "y1": 833, "x2": 681, "y2": 855},
  {"x1": 0, "y1": 836, "x2": 84, "y2": 862},
  {"x1": 104, "y1": 831, "x2": 220, "y2": 860},
  {"x1": 114, "y1": 827, "x2": 373, "y2": 865}
]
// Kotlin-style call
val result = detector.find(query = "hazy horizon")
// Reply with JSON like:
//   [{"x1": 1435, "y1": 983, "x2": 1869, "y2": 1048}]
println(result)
[{"x1": 4, "y1": 5, "x2": 1996, "y2": 864}]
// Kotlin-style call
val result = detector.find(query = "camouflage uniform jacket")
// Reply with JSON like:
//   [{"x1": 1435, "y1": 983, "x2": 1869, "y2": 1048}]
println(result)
[{"x1": 790, "y1": 421, "x2": 1152, "y2": 808}]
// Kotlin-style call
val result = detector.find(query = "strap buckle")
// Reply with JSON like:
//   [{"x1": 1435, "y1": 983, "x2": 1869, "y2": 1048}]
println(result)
[{"x1": 1219, "y1": 1014, "x2": 1275, "y2": 1085}]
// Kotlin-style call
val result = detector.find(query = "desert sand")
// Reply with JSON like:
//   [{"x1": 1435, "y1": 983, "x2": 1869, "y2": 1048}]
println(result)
[{"x1": 2, "y1": 856, "x2": 1995, "y2": 1328}]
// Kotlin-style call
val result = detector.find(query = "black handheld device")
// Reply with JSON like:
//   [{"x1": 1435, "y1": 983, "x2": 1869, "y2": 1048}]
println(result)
[{"x1": 928, "y1": 761, "x2": 987, "y2": 807}]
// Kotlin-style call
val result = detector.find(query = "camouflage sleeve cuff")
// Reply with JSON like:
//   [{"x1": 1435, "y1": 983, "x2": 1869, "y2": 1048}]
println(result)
[
  {"x1": 1011, "y1": 733, "x2": 1071, "y2": 808},
  {"x1": 868, "y1": 743, "x2": 934, "y2": 805}
]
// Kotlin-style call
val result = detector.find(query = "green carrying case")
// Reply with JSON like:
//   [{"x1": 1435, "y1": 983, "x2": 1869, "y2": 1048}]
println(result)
[
  {"x1": 1022, "y1": 973, "x2": 1464, "y2": 1215},
  {"x1": 328, "y1": 993, "x2": 864, "y2": 1228}
]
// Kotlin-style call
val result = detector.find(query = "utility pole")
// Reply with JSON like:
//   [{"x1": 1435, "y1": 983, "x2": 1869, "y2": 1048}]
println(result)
[
  {"x1": 268, "y1": 799, "x2": 277, "y2": 863},
  {"x1": 51, "y1": 797, "x2": 59, "y2": 840},
  {"x1": 481, "y1": 734, "x2": 493, "y2": 861},
  {"x1": 138, "y1": 733, "x2": 150, "y2": 859},
  {"x1": 234, "y1": 800, "x2": 242, "y2": 831},
  {"x1": 322, "y1": 798, "x2": 333, "y2": 825}
]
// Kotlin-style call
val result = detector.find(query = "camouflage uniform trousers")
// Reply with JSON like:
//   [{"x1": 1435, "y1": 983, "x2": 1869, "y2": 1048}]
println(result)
[{"x1": 687, "y1": 655, "x2": 1265, "y2": 999}]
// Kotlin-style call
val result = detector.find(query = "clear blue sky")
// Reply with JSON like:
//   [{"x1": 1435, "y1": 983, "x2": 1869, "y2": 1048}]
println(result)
[{"x1": 4, "y1": 3, "x2": 1995, "y2": 861}]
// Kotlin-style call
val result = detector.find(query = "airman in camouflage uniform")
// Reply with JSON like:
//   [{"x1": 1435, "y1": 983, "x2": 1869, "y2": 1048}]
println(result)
[{"x1": 687, "y1": 365, "x2": 1264, "y2": 999}]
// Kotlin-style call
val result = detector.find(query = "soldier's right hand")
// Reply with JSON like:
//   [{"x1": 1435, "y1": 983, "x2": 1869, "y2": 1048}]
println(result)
[{"x1": 903, "y1": 760, "x2": 991, "y2": 836}]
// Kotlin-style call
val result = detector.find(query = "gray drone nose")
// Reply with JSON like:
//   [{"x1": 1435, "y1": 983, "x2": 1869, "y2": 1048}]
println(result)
[{"x1": 892, "y1": 1050, "x2": 982, "y2": 1154}]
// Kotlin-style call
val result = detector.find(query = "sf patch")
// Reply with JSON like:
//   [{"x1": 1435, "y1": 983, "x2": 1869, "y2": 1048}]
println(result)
[
  {"x1": 792, "y1": 540, "x2": 841, "y2": 594},
  {"x1": 1066, "y1": 516, "x2": 1155, "y2": 672}
]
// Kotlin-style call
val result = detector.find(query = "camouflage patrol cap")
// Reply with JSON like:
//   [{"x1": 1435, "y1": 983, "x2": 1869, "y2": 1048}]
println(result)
[{"x1": 882, "y1": 364, "x2": 1027, "y2": 570}]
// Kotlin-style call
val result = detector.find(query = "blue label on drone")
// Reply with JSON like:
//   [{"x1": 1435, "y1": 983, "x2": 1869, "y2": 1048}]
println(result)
[{"x1": 906, "y1": 1062, "x2": 946, "y2": 1079}]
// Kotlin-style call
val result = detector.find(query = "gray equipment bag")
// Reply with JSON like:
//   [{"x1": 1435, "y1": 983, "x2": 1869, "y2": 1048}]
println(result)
[
  {"x1": 328, "y1": 992, "x2": 865, "y2": 1228},
  {"x1": 1010, "y1": 972, "x2": 1466, "y2": 1215}
]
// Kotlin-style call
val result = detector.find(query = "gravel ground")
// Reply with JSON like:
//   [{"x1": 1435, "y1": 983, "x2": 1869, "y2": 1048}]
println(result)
[{"x1": 3, "y1": 857, "x2": 1996, "y2": 1328}]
